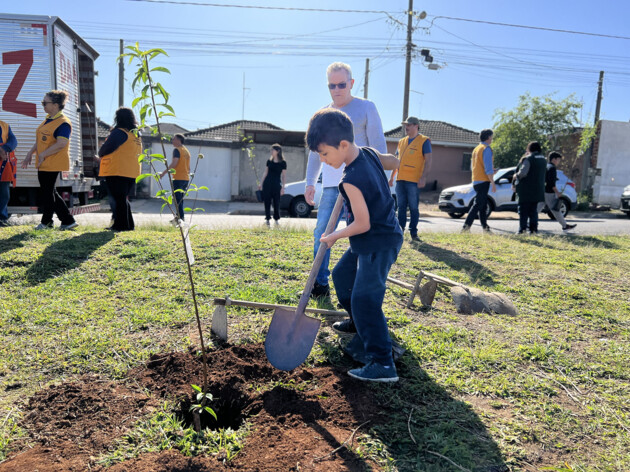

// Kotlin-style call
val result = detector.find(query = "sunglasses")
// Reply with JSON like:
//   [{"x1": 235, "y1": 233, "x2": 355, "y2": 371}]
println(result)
[
  {"x1": 328, "y1": 82, "x2": 348, "y2": 90},
  {"x1": 41, "y1": 101, "x2": 53, "y2": 106}
]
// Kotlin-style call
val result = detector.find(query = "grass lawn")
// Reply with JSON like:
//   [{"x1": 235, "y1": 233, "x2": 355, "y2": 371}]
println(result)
[{"x1": 0, "y1": 224, "x2": 629, "y2": 471}]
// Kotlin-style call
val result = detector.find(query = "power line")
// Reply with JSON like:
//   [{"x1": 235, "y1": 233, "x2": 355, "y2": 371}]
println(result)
[
  {"x1": 430, "y1": 15, "x2": 630, "y2": 41},
  {"x1": 124, "y1": 0, "x2": 399, "y2": 14}
]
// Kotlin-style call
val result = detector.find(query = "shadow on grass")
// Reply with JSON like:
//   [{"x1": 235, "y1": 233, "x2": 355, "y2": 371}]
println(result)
[
  {"x1": 512, "y1": 234, "x2": 620, "y2": 250},
  {"x1": 25, "y1": 231, "x2": 115, "y2": 285},
  {"x1": 317, "y1": 335, "x2": 508, "y2": 472},
  {"x1": 410, "y1": 241, "x2": 498, "y2": 288},
  {"x1": 0, "y1": 231, "x2": 33, "y2": 256}
]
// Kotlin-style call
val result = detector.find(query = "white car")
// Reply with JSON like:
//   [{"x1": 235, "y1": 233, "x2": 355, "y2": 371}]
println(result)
[
  {"x1": 438, "y1": 166, "x2": 578, "y2": 219},
  {"x1": 281, "y1": 172, "x2": 396, "y2": 218},
  {"x1": 621, "y1": 184, "x2": 630, "y2": 217}
]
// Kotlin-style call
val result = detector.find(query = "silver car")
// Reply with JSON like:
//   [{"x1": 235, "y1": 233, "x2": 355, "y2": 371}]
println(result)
[
  {"x1": 438, "y1": 167, "x2": 578, "y2": 219},
  {"x1": 621, "y1": 185, "x2": 630, "y2": 217}
]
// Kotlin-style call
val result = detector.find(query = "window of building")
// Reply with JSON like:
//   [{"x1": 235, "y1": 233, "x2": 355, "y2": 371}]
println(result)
[{"x1": 461, "y1": 152, "x2": 472, "y2": 171}]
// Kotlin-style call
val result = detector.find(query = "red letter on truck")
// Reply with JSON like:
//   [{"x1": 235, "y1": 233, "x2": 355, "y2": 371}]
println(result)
[{"x1": 2, "y1": 49, "x2": 37, "y2": 118}]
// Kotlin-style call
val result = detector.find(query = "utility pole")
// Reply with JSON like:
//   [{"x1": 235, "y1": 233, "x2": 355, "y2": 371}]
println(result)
[
  {"x1": 118, "y1": 39, "x2": 124, "y2": 107},
  {"x1": 364, "y1": 58, "x2": 370, "y2": 99},
  {"x1": 402, "y1": 0, "x2": 413, "y2": 121},
  {"x1": 242, "y1": 73, "x2": 250, "y2": 121},
  {"x1": 580, "y1": 70, "x2": 604, "y2": 192}
]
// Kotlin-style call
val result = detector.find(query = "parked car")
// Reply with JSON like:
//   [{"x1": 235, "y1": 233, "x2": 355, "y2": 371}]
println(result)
[
  {"x1": 438, "y1": 166, "x2": 578, "y2": 219},
  {"x1": 621, "y1": 185, "x2": 630, "y2": 217},
  {"x1": 281, "y1": 172, "x2": 396, "y2": 218}
]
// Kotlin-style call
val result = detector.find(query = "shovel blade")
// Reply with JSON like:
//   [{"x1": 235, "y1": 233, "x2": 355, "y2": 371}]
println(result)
[{"x1": 265, "y1": 308, "x2": 321, "y2": 371}]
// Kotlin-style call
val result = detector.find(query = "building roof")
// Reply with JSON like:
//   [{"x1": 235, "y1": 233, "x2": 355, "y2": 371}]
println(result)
[
  {"x1": 385, "y1": 120, "x2": 478, "y2": 145},
  {"x1": 97, "y1": 119, "x2": 111, "y2": 139},
  {"x1": 141, "y1": 123, "x2": 189, "y2": 136},
  {"x1": 185, "y1": 120, "x2": 283, "y2": 141}
]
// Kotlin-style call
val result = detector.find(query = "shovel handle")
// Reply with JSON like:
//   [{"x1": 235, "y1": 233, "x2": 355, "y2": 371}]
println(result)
[{"x1": 296, "y1": 193, "x2": 345, "y2": 314}]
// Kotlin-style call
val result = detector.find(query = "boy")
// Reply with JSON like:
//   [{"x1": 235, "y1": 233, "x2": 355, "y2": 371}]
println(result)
[{"x1": 306, "y1": 108, "x2": 403, "y2": 383}]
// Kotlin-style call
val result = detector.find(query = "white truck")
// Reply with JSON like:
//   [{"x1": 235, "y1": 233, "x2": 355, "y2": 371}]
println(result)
[{"x1": 0, "y1": 14, "x2": 99, "y2": 211}]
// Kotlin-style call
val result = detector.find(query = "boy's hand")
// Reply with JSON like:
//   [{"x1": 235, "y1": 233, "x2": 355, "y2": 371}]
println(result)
[
  {"x1": 320, "y1": 232, "x2": 338, "y2": 248},
  {"x1": 305, "y1": 185, "x2": 316, "y2": 205}
]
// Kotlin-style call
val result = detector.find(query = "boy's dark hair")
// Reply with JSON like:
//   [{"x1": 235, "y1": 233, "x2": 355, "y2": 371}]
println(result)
[
  {"x1": 47, "y1": 90, "x2": 69, "y2": 110},
  {"x1": 113, "y1": 107, "x2": 138, "y2": 130},
  {"x1": 527, "y1": 141, "x2": 542, "y2": 153},
  {"x1": 479, "y1": 129, "x2": 493, "y2": 142},
  {"x1": 174, "y1": 133, "x2": 185, "y2": 144},
  {"x1": 306, "y1": 108, "x2": 354, "y2": 151},
  {"x1": 548, "y1": 151, "x2": 562, "y2": 162}
]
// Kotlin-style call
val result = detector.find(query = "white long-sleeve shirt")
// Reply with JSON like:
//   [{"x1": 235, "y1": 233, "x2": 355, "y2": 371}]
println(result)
[{"x1": 306, "y1": 97, "x2": 387, "y2": 188}]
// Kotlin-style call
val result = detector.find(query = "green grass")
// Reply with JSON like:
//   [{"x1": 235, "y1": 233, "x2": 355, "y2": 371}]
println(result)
[{"x1": 0, "y1": 225, "x2": 629, "y2": 470}]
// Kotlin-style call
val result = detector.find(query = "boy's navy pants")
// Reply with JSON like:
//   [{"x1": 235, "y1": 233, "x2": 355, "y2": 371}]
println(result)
[{"x1": 332, "y1": 243, "x2": 401, "y2": 366}]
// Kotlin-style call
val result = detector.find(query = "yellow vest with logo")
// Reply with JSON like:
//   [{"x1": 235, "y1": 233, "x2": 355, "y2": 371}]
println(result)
[
  {"x1": 36, "y1": 114, "x2": 71, "y2": 171},
  {"x1": 173, "y1": 145, "x2": 190, "y2": 181},
  {"x1": 471, "y1": 143, "x2": 492, "y2": 182},
  {"x1": 0, "y1": 121, "x2": 17, "y2": 185},
  {"x1": 99, "y1": 129, "x2": 142, "y2": 179},
  {"x1": 396, "y1": 134, "x2": 429, "y2": 182}
]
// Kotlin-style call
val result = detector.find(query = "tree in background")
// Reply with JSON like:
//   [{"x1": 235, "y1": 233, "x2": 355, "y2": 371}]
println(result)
[{"x1": 492, "y1": 92, "x2": 582, "y2": 168}]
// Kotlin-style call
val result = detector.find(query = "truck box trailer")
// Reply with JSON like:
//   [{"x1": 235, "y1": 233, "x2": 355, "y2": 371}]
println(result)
[{"x1": 0, "y1": 14, "x2": 99, "y2": 210}]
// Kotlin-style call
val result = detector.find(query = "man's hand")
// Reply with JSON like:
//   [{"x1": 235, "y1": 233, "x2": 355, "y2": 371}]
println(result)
[
  {"x1": 388, "y1": 177, "x2": 395, "y2": 187},
  {"x1": 305, "y1": 185, "x2": 316, "y2": 205},
  {"x1": 21, "y1": 153, "x2": 33, "y2": 169},
  {"x1": 491, "y1": 182, "x2": 497, "y2": 193},
  {"x1": 418, "y1": 176, "x2": 426, "y2": 188}
]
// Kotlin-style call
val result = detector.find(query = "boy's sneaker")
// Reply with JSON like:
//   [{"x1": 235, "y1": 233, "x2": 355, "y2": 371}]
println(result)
[
  {"x1": 0, "y1": 220, "x2": 8, "y2": 227},
  {"x1": 34, "y1": 222, "x2": 54, "y2": 230},
  {"x1": 410, "y1": 234, "x2": 420, "y2": 242},
  {"x1": 348, "y1": 361, "x2": 399, "y2": 383},
  {"x1": 60, "y1": 222, "x2": 79, "y2": 231},
  {"x1": 332, "y1": 319, "x2": 356, "y2": 335},
  {"x1": 310, "y1": 282, "x2": 330, "y2": 299},
  {"x1": 563, "y1": 223, "x2": 577, "y2": 231},
  {"x1": 461, "y1": 225, "x2": 470, "y2": 233}
]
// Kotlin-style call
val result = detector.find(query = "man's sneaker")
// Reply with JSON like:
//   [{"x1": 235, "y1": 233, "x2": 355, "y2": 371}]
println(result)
[
  {"x1": 482, "y1": 226, "x2": 492, "y2": 233},
  {"x1": 34, "y1": 223, "x2": 53, "y2": 230},
  {"x1": 348, "y1": 361, "x2": 399, "y2": 383},
  {"x1": 332, "y1": 318, "x2": 356, "y2": 335},
  {"x1": 563, "y1": 223, "x2": 577, "y2": 231},
  {"x1": 60, "y1": 222, "x2": 79, "y2": 231},
  {"x1": 410, "y1": 234, "x2": 420, "y2": 242},
  {"x1": 310, "y1": 282, "x2": 330, "y2": 299},
  {"x1": 461, "y1": 225, "x2": 470, "y2": 233},
  {"x1": 264, "y1": 219, "x2": 270, "y2": 227}
]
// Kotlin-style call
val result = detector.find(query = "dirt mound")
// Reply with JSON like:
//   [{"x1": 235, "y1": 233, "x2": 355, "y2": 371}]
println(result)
[{"x1": 1, "y1": 344, "x2": 381, "y2": 471}]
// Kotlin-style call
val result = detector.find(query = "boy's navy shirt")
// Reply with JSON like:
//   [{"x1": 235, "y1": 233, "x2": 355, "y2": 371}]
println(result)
[{"x1": 339, "y1": 147, "x2": 403, "y2": 254}]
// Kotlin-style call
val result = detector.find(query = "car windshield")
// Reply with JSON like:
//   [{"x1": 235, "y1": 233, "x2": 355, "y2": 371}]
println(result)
[{"x1": 494, "y1": 168, "x2": 513, "y2": 181}]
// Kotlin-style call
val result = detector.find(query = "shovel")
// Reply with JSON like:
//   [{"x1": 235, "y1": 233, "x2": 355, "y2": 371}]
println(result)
[{"x1": 265, "y1": 194, "x2": 345, "y2": 371}]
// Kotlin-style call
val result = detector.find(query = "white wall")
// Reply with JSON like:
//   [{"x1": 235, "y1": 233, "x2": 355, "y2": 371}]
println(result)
[
  {"x1": 593, "y1": 120, "x2": 630, "y2": 207},
  {"x1": 149, "y1": 142, "x2": 232, "y2": 201}
]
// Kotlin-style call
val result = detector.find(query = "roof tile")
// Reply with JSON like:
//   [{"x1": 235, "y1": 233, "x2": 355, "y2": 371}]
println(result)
[{"x1": 386, "y1": 120, "x2": 478, "y2": 145}]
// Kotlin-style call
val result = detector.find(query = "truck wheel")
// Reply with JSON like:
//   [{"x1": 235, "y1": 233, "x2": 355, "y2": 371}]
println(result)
[{"x1": 290, "y1": 197, "x2": 312, "y2": 218}]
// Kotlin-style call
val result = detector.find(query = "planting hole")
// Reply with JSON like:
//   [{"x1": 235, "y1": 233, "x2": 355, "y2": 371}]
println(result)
[{"x1": 178, "y1": 388, "x2": 250, "y2": 431}]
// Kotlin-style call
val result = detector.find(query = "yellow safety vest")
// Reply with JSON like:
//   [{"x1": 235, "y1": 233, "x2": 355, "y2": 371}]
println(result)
[
  {"x1": 396, "y1": 134, "x2": 429, "y2": 182},
  {"x1": 99, "y1": 129, "x2": 142, "y2": 179},
  {"x1": 0, "y1": 121, "x2": 17, "y2": 185},
  {"x1": 173, "y1": 145, "x2": 190, "y2": 181},
  {"x1": 36, "y1": 114, "x2": 71, "y2": 171},
  {"x1": 471, "y1": 143, "x2": 492, "y2": 182}
]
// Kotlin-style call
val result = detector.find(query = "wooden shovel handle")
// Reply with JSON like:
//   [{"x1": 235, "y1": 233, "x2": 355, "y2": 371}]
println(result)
[{"x1": 296, "y1": 193, "x2": 345, "y2": 314}]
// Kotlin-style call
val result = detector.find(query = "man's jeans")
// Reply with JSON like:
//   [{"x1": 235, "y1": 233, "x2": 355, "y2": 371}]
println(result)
[
  {"x1": 464, "y1": 181, "x2": 490, "y2": 228},
  {"x1": 0, "y1": 181, "x2": 10, "y2": 221},
  {"x1": 395, "y1": 180, "x2": 419, "y2": 237},
  {"x1": 313, "y1": 187, "x2": 344, "y2": 286},
  {"x1": 332, "y1": 243, "x2": 401, "y2": 366},
  {"x1": 173, "y1": 179, "x2": 189, "y2": 219}
]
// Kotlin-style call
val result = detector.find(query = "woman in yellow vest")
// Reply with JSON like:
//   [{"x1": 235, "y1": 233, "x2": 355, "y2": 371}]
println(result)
[
  {"x1": 21, "y1": 90, "x2": 78, "y2": 230},
  {"x1": 160, "y1": 133, "x2": 190, "y2": 222},
  {"x1": 98, "y1": 107, "x2": 142, "y2": 231}
]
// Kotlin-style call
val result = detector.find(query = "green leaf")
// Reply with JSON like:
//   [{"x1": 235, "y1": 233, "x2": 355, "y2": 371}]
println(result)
[
  {"x1": 204, "y1": 406, "x2": 218, "y2": 421},
  {"x1": 136, "y1": 173, "x2": 153, "y2": 183},
  {"x1": 158, "y1": 112, "x2": 176, "y2": 118},
  {"x1": 131, "y1": 96, "x2": 144, "y2": 108},
  {"x1": 151, "y1": 66, "x2": 171, "y2": 74},
  {"x1": 150, "y1": 153, "x2": 165, "y2": 158},
  {"x1": 191, "y1": 384, "x2": 202, "y2": 393},
  {"x1": 156, "y1": 190, "x2": 167, "y2": 197}
]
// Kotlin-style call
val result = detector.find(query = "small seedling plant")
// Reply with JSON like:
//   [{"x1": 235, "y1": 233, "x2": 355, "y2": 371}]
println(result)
[{"x1": 122, "y1": 43, "x2": 212, "y2": 427}]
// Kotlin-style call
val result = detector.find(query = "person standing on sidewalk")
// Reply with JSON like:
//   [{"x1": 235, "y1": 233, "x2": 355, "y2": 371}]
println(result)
[
  {"x1": 0, "y1": 120, "x2": 18, "y2": 227},
  {"x1": 258, "y1": 143, "x2": 286, "y2": 226},
  {"x1": 388, "y1": 116, "x2": 432, "y2": 242},
  {"x1": 545, "y1": 151, "x2": 576, "y2": 232},
  {"x1": 21, "y1": 90, "x2": 78, "y2": 231},
  {"x1": 304, "y1": 61, "x2": 387, "y2": 300},
  {"x1": 513, "y1": 141, "x2": 547, "y2": 234},
  {"x1": 462, "y1": 129, "x2": 496, "y2": 232},
  {"x1": 161, "y1": 134, "x2": 190, "y2": 222}
]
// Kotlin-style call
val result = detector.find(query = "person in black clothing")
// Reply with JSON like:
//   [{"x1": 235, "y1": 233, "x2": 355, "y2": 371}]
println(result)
[
  {"x1": 513, "y1": 141, "x2": 547, "y2": 234},
  {"x1": 545, "y1": 151, "x2": 576, "y2": 231},
  {"x1": 258, "y1": 143, "x2": 287, "y2": 226}
]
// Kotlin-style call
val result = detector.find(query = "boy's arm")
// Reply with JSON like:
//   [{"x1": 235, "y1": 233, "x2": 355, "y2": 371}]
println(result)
[
  {"x1": 368, "y1": 148, "x2": 399, "y2": 171},
  {"x1": 320, "y1": 183, "x2": 370, "y2": 248}
]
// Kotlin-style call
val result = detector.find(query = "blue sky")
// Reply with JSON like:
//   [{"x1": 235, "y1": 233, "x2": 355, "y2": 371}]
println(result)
[{"x1": 4, "y1": 0, "x2": 630, "y2": 134}]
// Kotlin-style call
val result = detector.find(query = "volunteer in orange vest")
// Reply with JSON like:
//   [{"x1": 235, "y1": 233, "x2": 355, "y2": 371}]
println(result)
[
  {"x1": 98, "y1": 107, "x2": 142, "y2": 231},
  {"x1": 160, "y1": 133, "x2": 190, "y2": 222},
  {"x1": 462, "y1": 128, "x2": 496, "y2": 232},
  {"x1": 388, "y1": 116, "x2": 432, "y2": 242},
  {"x1": 21, "y1": 90, "x2": 78, "y2": 230},
  {"x1": 0, "y1": 120, "x2": 18, "y2": 227}
]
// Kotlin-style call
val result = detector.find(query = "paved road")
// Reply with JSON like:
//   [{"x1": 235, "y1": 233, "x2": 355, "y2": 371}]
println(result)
[{"x1": 6, "y1": 198, "x2": 629, "y2": 236}]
